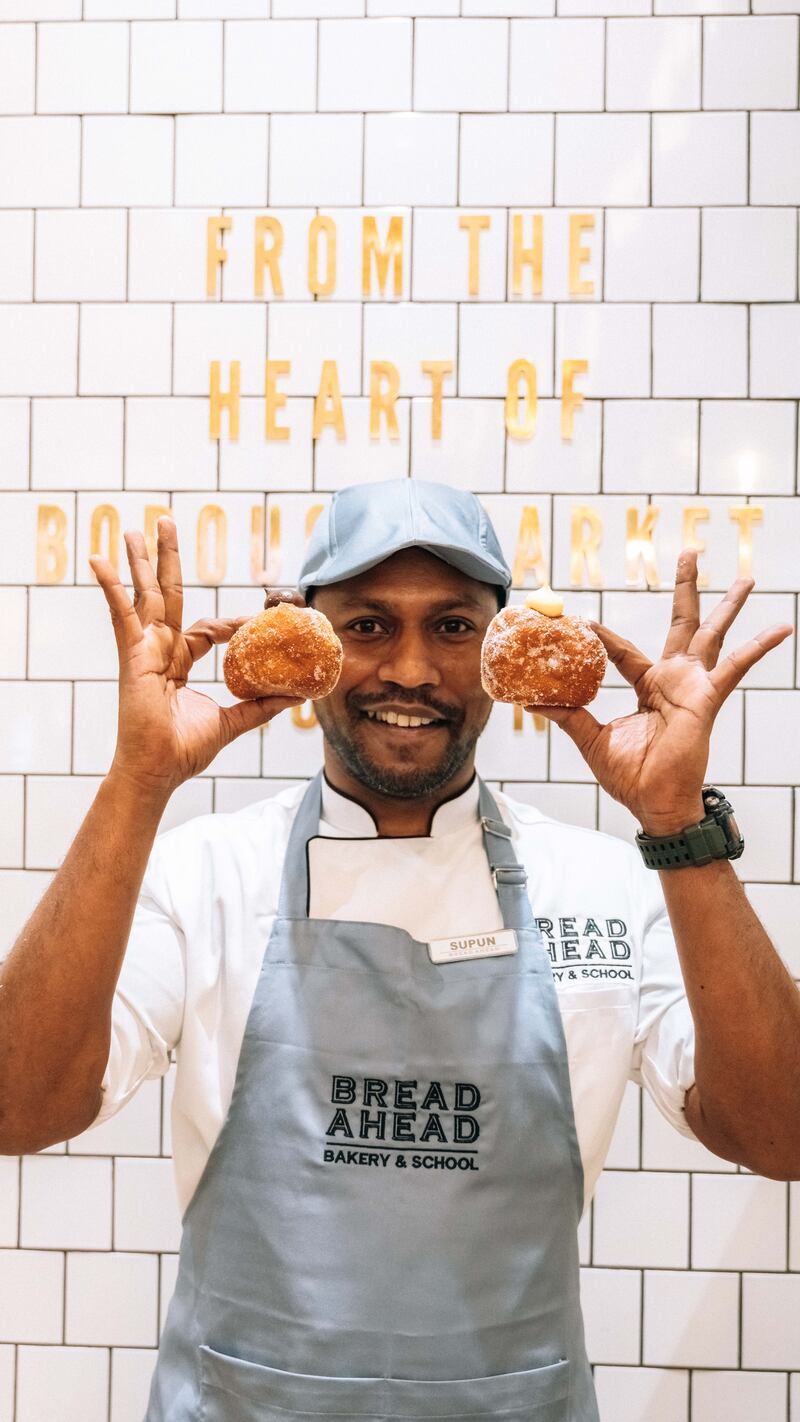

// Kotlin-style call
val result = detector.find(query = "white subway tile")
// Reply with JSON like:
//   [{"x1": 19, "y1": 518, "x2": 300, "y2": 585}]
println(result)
[
  {"x1": 752, "y1": 308, "x2": 800, "y2": 399},
  {"x1": 653, "y1": 305, "x2": 747, "y2": 398},
  {"x1": 555, "y1": 115, "x2": 649, "y2": 206},
  {"x1": 0, "y1": 0, "x2": 80, "y2": 11},
  {"x1": 644, "y1": 1270, "x2": 739, "y2": 1366},
  {"x1": 716, "y1": 785, "x2": 792, "y2": 882},
  {"x1": 270, "y1": 114, "x2": 361, "y2": 206},
  {"x1": 268, "y1": 302, "x2": 361, "y2": 396},
  {"x1": 693, "y1": 1371, "x2": 788, "y2": 1422},
  {"x1": 37, "y1": 20, "x2": 128, "y2": 113},
  {"x1": 0, "y1": 682, "x2": 72, "y2": 773},
  {"x1": 700, "y1": 401, "x2": 795, "y2": 496},
  {"x1": 507, "y1": 208, "x2": 603, "y2": 304},
  {"x1": 791, "y1": 1182, "x2": 800, "y2": 1269},
  {"x1": 607, "y1": 18, "x2": 700, "y2": 110},
  {"x1": 273, "y1": 0, "x2": 361, "y2": 11},
  {"x1": 605, "y1": 210, "x2": 699, "y2": 302},
  {"x1": 17, "y1": 1346, "x2": 108, "y2": 1422},
  {"x1": 319, "y1": 18, "x2": 411, "y2": 109},
  {"x1": 692, "y1": 1174, "x2": 787, "y2": 1271},
  {"x1": 698, "y1": 592, "x2": 795, "y2": 689},
  {"x1": 652, "y1": 112, "x2": 747, "y2": 206},
  {"x1": 580, "y1": 1267, "x2": 641, "y2": 1364},
  {"x1": 0, "y1": 1345, "x2": 12, "y2": 1420},
  {"x1": 460, "y1": 302, "x2": 553, "y2": 397},
  {"x1": 412, "y1": 209, "x2": 506, "y2": 302},
  {"x1": 711, "y1": 498, "x2": 800, "y2": 593},
  {"x1": 751, "y1": 115, "x2": 800, "y2": 205},
  {"x1": 0, "y1": 491, "x2": 75, "y2": 584},
  {"x1": 66, "y1": 1251, "x2": 158, "y2": 1346},
  {"x1": 0, "y1": 212, "x2": 33, "y2": 300},
  {"x1": 219, "y1": 208, "x2": 316, "y2": 303},
  {"x1": 110, "y1": 1349, "x2": 158, "y2": 1422},
  {"x1": 365, "y1": 113, "x2": 457, "y2": 205},
  {"x1": 510, "y1": 19, "x2": 604, "y2": 110},
  {"x1": 125, "y1": 398, "x2": 216, "y2": 490},
  {"x1": 0, "y1": 870, "x2": 53, "y2": 959},
  {"x1": 225, "y1": 21, "x2": 317, "y2": 112},
  {"x1": 0, "y1": 117, "x2": 80, "y2": 207},
  {"x1": 155, "y1": 776, "x2": 214, "y2": 829},
  {"x1": 0, "y1": 397, "x2": 29, "y2": 487},
  {"x1": 746, "y1": 884, "x2": 800, "y2": 977},
  {"x1": 594, "y1": 1171, "x2": 689, "y2": 1267},
  {"x1": 76, "y1": 490, "x2": 173, "y2": 587},
  {"x1": 0, "y1": 304, "x2": 77, "y2": 397},
  {"x1": 33, "y1": 398, "x2": 123, "y2": 491},
  {"x1": 29, "y1": 587, "x2": 117, "y2": 679},
  {"x1": 504, "y1": 779, "x2": 598, "y2": 831},
  {"x1": 173, "y1": 302, "x2": 266, "y2": 397},
  {"x1": 0, "y1": 23, "x2": 34, "y2": 113},
  {"x1": 131, "y1": 20, "x2": 222, "y2": 112},
  {"x1": 314, "y1": 397, "x2": 410, "y2": 489},
  {"x1": 704, "y1": 17, "x2": 799, "y2": 109},
  {"x1": 464, "y1": 0, "x2": 552, "y2": 10},
  {"x1": 20, "y1": 1156, "x2": 111, "y2": 1248},
  {"x1": 69, "y1": 1077, "x2": 163, "y2": 1156},
  {"x1": 0, "y1": 588, "x2": 26, "y2": 680},
  {"x1": 168, "y1": 490, "x2": 254, "y2": 586},
  {"x1": 556, "y1": 304, "x2": 650, "y2": 398},
  {"x1": 746, "y1": 695, "x2": 800, "y2": 785},
  {"x1": 702, "y1": 209, "x2": 797, "y2": 302},
  {"x1": 742, "y1": 1274, "x2": 800, "y2": 1368},
  {"x1": 0, "y1": 1158, "x2": 18, "y2": 1245},
  {"x1": 82, "y1": 116, "x2": 173, "y2": 207},
  {"x1": 362, "y1": 302, "x2": 455, "y2": 395},
  {"x1": 72, "y1": 681, "x2": 117, "y2": 775},
  {"x1": 414, "y1": 18, "x2": 508, "y2": 110},
  {"x1": 410, "y1": 398, "x2": 505, "y2": 491},
  {"x1": 641, "y1": 1090, "x2": 736, "y2": 1171},
  {"x1": 603, "y1": 401, "x2": 697, "y2": 494},
  {"x1": 475, "y1": 699, "x2": 548, "y2": 780},
  {"x1": 214, "y1": 777, "x2": 302, "y2": 813},
  {"x1": 114, "y1": 1157, "x2": 182, "y2": 1252},
  {"x1": 368, "y1": 0, "x2": 457, "y2": 10},
  {"x1": 176, "y1": 114, "x2": 268, "y2": 206},
  {"x1": 552, "y1": 495, "x2": 629, "y2": 593},
  {"x1": 506, "y1": 399, "x2": 602, "y2": 495},
  {"x1": 24, "y1": 775, "x2": 102, "y2": 868},
  {"x1": 0, "y1": 1250, "x2": 63, "y2": 1342},
  {"x1": 85, "y1": 0, "x2": 173, "y2": 12},
  {"x1": 550, "y1": 690, "x2": 632, "y2": 782},
  {"x1": 182, "y1": 0, "x2": 269, "y2": 10},
  {"x1": 79, "y1": 304, "x2": 172, "y2": 396},
  {"x1": 262, "y1": 696, "x2": 324, "y2": 776},
  {"x1": 460, "y1": 115, "x2": 553, "y2": 205},
  {"x1": 220, "y1": 397, "x2": 314, "y2": 492},
  {"x1": 595, "y1": 1367, "x2": 689, "y2": 1422},
  {"x1": 35, "y1": 209, "x2": 126, "y2": 302},
  {"x1": 558, "y1": 0, "x2": 649, "y2": 16},
  {"x1": 0, "y1": 776, "x2": 23, "y2": 866}
]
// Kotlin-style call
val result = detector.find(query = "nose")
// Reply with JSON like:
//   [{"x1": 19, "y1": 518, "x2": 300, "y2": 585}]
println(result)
[{"x1": 377, "y1": 627, "x2": 441, "y2": 690}]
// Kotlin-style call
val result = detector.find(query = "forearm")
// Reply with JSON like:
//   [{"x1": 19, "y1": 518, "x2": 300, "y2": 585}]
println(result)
[
  {"x1": 659, "y1": 858, "x2": 800, "y2": 1178},
  {"x1": 0, "y1": 769, "x2": 171, "y2": 1154}
]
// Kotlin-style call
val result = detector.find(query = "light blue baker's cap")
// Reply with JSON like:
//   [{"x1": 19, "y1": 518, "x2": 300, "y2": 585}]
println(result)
[{"x1": 298, "y1": 479, "x2": 512, "y2": 606}]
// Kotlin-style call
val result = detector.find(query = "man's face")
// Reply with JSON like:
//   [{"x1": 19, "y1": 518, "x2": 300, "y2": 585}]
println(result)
[{"x1": 311, "y1": 548, "x2": 499, "y2": 799}]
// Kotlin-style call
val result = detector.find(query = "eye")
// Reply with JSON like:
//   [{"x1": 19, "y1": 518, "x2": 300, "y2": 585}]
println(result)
[
  {"x1": 347, "y1": 618, "x2": 387, "y2": 636},
  {"x1": 437, "y1": 618, "x2": 474, "y2": 635}
]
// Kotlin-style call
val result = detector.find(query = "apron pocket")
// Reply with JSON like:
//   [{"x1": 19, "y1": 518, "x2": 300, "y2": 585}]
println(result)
[{"x1": 199, "y1": 1344, "x2": 570, "y2": 1421}]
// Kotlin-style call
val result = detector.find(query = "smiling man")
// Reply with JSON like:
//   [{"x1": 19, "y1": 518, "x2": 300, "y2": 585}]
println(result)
[{"x1": 2, "y1": 477, "x2": 800, "y2": 1422}]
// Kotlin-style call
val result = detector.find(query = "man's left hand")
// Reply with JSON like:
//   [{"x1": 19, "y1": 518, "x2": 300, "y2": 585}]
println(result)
[{"x1": 528, "y1": 549, "x2": 793, "y2": 836}]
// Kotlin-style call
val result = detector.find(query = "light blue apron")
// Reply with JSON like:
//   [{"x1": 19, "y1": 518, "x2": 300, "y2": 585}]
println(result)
[{"x1": 145, "y1": 772, "x2": 599, "y2": 1421}]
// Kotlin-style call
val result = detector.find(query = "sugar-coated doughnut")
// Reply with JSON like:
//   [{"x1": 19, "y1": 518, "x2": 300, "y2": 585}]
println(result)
[
  {"x1": 223, "y1": 602, "x2": 343, "y2": 701},
  {"x1": 481, "y1": 605, "x2": 607, "y2": 708}
]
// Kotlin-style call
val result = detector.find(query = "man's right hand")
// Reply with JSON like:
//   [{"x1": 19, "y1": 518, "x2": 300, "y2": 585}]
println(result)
[{"x1": 89, "y1": 515, "x2": 303, "y2": 798}]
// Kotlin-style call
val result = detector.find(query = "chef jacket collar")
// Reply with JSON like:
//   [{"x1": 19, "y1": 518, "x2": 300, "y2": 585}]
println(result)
[{"x1": 319, "y1": 771, "x2": 481, "y2": 840}]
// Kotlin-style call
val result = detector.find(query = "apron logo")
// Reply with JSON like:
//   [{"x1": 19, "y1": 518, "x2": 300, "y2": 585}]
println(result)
[{"x1": 322, "y1": 1076, "x2": 481, "y2": 1173}]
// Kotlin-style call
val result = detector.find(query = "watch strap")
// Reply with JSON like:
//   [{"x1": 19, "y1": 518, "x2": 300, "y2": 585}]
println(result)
[{"x1": 635, "y1": 818, "x2": 733, "y2": 870}]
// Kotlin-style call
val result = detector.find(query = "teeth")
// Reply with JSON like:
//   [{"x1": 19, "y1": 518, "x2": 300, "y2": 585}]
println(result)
[{"x1": 365, "y1": 709, "x2": 438, "y2": 727}]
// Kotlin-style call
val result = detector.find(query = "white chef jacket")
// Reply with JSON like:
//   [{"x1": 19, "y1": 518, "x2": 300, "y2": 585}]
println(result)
[{"x1": 91, "y1": 774, "x2": 697, "y2": 1216}]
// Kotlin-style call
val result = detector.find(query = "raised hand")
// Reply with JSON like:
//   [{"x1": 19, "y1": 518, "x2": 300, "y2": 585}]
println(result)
[
  {"x1": 89, "y1": 516, "x2": 302, "y2": 797},
  {"x1": 529, "y1": 550, "x2": 793, "y2": 835}
]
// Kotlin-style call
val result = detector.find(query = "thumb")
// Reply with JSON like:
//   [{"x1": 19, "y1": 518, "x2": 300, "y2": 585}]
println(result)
[
  {"x1": 526, "y1": 705, "x2": 604, "y2": 760},
  {"x1": 218, "y1": 695, "x2": 303, "y2": 745}
]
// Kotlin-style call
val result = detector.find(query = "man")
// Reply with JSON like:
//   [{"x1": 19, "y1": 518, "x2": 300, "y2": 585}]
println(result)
[{"x1": 2, "y1": 478, "x2": 799, "y2": 1422}]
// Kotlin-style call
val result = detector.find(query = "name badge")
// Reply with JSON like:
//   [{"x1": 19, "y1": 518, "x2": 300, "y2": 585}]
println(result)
[{"x1": 428, "y1": 929, "x2": 519, "y2": 965}]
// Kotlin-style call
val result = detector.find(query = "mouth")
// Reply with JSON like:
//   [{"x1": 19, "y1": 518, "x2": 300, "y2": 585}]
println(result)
[{"x1": 358, "y1": 706, "x2": 451, "y2": 732}]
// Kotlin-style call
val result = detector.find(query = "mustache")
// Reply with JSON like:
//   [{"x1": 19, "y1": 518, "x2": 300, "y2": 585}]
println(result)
[{"x1": 348, "y1": 688, "x2": 463, "y2": 723}]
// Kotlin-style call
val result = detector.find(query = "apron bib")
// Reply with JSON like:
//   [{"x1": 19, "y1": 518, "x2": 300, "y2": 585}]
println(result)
[{"x1": 145, "y1": 774, "x2": 599, "y2": 1421}]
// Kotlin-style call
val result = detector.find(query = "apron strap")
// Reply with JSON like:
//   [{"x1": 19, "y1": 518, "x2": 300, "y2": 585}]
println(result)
[{"x1": 277, "y1": 771, "x2": 324, "y2": 920}]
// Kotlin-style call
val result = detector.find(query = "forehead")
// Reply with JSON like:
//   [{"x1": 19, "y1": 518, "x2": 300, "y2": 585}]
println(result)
[{"x1": 319, "y1": 548, "x2": 495, "y2": 610}]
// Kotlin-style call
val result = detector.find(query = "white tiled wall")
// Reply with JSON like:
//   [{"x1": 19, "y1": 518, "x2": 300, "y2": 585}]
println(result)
[{"x1": 0, "y1": 6, "x2": 798, "y2": 1420}]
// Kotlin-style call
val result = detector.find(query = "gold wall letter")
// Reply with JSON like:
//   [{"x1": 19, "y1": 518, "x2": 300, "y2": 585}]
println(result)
[
  {"x1": 421, "y1": 360, "x2": 453, "y2": 440},
  {"x1": 511, "y1": 213, "x2": 543, "y2": 298},
  {"x1": 207, "y1": 215, "x2": 232, "y2": 298},
  {"x1": 369, "y1": 361, "x2": 401, "y2": 440},
  {"x1": 505, "y1": 359, "x2": 538, "y2": 440},
  {"x1": 89, "y1": 504, "x2": 121, "y2": 573},
  {"x1": 197, "y1": 504, "x2": 228, "y2": 585},
  {"x1": 729, "y1": 505, "x2": 764, "y2": 579},
  {"x1": 682, "y1": 506, "x2": 710, "y2": 590},
  {"x1": 313, "y1": 360, "x2": 346, "y2": 440},
  {"x1": 568, "y1": 215, "x2": 595, "y2": 297},
  {"x1": 625, "y1": 505, "x2": 660, "y2": 589},
  {"x1": 265, "y1": 359, "x2": 290, "y2": 442},
  {"x1": 251, "y1": 503, "x2": 281, "y2": 584},
  {"x1": 511, "y1": 505, "x2": 547, "y2": 587},
  {"x1": 308, "y1": 215, "x2": 337, "y2": 298},
  {"x1": 254, "y1": 216, "x2": 284, "y2": 298},
  {"x1": 362, "y1": 215, "x2": 404, "y2": 298},
  {"x1": 209, "y1": 360, "x2": 241, "y2": 440},
  {"x1": 292, "y1": 702, "x2": 318, "y2": 729},
  {"x1": 144, "y1": 505, "x2": 171, "y2": 564},
  {"x1": 458, "y1": 214, "x2": 491, "y2": 297},
  {"x1": 561, "y1": 359, "x2": 588, "y2": 441},
  {"x1": 36, "y1": 504, "x2": 68, "y2": 584},
  {"x1": 570, "y1": 505, "x2": 603, "y2": 588}
]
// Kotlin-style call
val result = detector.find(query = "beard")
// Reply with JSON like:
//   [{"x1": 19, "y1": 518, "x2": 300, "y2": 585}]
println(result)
[{"x1": 315, "y1": 690, "x2": 490, "y2": 800}]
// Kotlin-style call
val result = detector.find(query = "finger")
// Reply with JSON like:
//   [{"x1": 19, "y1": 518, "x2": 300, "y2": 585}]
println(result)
[
  {"x1": 709, "y1": 623, "x2": 794, "y2": 700},
  {"x1": 589, "y1": 622, "x2": 651, "y2": 688},
  {"x1": 218, "y1": 694, "x2": 304, "y2": 745},
  {"x1": 155, "y1": 516, "x2": 183, "y2": 633},
  {"x1": 88, "y1": 554, "x2": 144, "y2": 657},
  {"x1": 688, "y1": 577, "x2": 754, "y2": 670},
  {"x1": 661, "y1": 548, "x2": 701, "y2": 659},
  {"x1": 525, "y1": 705, "x2": 605, "y2": 761},
  {"x1": 183, "y1": 618, "x2": 252, "y2": 666},
  {"x1": 263, "y1": 587, "x2": 306, "y2": 609},
  {"x1": 124, "y1": 529, "x2": 165, "y2": 628}
]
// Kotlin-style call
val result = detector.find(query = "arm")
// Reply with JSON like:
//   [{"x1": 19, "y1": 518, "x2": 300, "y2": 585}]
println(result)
[
  {"x1": 532, "y1": 550, "x2": 800, "y2": 1180},
  {"x1": 0, "y1": 518, "x2": 300, "y2": 1156}
]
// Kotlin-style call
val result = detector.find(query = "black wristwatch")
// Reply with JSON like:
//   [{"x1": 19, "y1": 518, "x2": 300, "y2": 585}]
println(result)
[{"x1": 635, "y1": 787, "x2": 744, "y2": 870}]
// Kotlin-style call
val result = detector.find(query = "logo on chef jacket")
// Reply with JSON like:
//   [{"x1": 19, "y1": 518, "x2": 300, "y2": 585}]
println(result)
[
  {"x1": 322, "y1": 1076, "x2": 482, "y2": 1173},
  {"x1": 537, "y1": 916, "x2": 634, "y2": 985}
]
